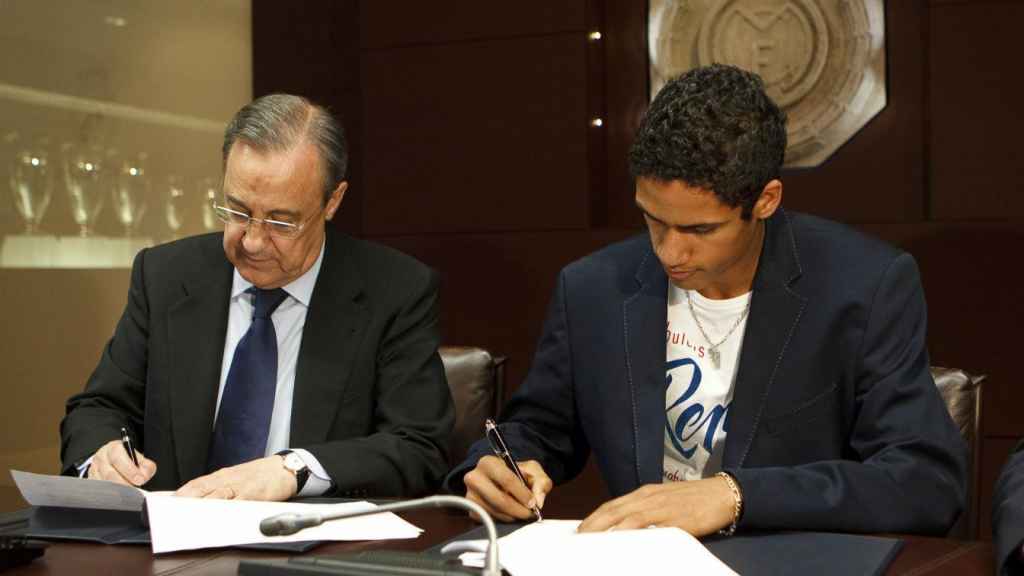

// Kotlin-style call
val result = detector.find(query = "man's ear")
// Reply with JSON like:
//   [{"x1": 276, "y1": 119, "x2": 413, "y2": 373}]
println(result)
[
  {"x1": 752, "y1": 179, "x2": 782, "y2": 220},
  {"x1": 325, "y1": 181, "x2": 348, "y2": 221}
]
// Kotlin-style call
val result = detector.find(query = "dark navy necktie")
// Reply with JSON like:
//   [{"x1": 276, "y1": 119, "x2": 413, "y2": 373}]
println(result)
[{"x1": 207, "y1": 287, "x2": 289, "y2": 472}]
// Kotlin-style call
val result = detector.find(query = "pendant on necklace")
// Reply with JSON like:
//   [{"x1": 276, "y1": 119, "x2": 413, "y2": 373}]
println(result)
[{"x1": 709, "y1": 347, "x2": 721, "y2": 369}]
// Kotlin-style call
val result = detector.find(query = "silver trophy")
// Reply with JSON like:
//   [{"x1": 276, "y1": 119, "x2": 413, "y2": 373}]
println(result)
[
  {"x1": 63, "y1": 143, "x2": 106, "y2": 237},
  {"x1": 110, "y1": 151, "x2": 149, "y2": 236},
  {"x1": 198, "y1": 176, "x2": 220, "y2": 231},
  {"x1": 165, "y1": 174, "x2": 186, "y2": 238},
  {"x1": 9, "y1": 139, "x2": 53, "y2": 235}
]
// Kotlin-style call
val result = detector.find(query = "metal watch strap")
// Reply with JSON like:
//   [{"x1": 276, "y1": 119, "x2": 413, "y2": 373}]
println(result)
[{"x1": 276, "y1": 450, "x2": 310, "y2": 493}]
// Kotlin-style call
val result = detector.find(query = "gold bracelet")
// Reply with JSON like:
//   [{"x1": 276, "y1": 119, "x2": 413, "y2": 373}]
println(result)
[{"x1": 716, "y1": 471, "x2": 742, "y2": 536}]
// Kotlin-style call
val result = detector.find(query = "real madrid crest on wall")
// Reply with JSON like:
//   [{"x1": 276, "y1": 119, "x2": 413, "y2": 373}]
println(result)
[{"x1": 649, "y1": 0, "x2": 887, "y2": 167}]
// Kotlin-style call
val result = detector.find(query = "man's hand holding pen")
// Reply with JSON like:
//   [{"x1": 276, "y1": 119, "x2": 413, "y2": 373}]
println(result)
[
  {"x1": 464, "y1": 455, "x2": 552, "y2": 522},
  {"x1": 86, "y1": 439, "x2": 157, "y2": 487},
  {"x1": 463, "y1": 418, "x2": 552, "y2": 522}
]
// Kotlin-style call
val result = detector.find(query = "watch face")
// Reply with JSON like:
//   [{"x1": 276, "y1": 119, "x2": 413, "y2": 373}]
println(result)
[{"x1": 284, "y1": 452, "x2": 305, "y2": 472}]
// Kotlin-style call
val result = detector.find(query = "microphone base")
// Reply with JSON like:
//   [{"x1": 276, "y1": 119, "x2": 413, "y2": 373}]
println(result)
[{"x1": 238, "y1": 550, "x2": 484, "y2": 576}]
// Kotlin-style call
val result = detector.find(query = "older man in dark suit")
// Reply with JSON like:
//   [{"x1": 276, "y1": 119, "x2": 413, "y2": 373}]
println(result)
[{"x1": 61, "y1": 94, "x2": 453, "y2": 500}]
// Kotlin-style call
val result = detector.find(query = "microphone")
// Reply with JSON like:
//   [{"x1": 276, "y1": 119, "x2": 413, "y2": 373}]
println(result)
[
  {"x1": 258, "y1": 512, "x2": 322, "y2": 537},
  {"x1": 259, "y1": 495, "x2": 501, "y2": 576}
]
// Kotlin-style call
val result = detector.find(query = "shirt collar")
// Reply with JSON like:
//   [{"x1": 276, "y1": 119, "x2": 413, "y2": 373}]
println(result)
[{"x1": 230, "y1": 238, "x2": 326, "y2": 308}]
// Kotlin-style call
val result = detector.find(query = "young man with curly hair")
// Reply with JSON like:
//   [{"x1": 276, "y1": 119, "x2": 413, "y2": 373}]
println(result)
[{"x1": 446, "y1": 64, "x2": 966, "y2": 536}]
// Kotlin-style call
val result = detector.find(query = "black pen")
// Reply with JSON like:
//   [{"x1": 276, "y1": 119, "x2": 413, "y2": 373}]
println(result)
[
  {"x1": 485, "y1": 418, "x2": 543, "y2": 520},
  {"x1": 120, "y1": 426, "x2": 139, "y2": 468}
]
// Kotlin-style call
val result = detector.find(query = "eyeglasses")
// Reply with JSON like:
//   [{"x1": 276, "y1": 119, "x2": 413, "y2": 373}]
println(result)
[{"x1": 212, "y1": 202, "x2": 311, "y2": 239}]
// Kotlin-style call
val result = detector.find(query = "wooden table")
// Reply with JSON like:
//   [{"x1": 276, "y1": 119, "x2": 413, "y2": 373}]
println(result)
[{"x1": 3, "y1": 504, "x2": 995, "y2": 576}]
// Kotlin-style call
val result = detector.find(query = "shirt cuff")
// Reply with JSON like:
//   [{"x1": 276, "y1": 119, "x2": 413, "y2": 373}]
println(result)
[
  {"x1": 76, "y1": 456, "x2": 94, "y2": 478},
  {"x1": 291, "y1": 448, "x2": 333, "y2": 497}
]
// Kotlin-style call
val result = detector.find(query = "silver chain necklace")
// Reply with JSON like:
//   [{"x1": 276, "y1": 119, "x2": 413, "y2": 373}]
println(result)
[{"x1": 685, "y1": 290, "x2": 751, "y2": 369}]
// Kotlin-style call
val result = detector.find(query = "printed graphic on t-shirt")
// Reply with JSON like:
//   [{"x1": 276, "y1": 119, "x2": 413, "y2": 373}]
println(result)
[
  {"x1": 663, "y1": 356, "x2": 730, "y2": 481},
  {"x1": 663, "y1": 287, "x2": 749, "y2": 483}
]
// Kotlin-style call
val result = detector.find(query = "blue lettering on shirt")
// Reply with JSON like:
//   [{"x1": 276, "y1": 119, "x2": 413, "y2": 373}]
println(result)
[{"x1": 665, "y1": 358, "x2": 730, "y2": 462}]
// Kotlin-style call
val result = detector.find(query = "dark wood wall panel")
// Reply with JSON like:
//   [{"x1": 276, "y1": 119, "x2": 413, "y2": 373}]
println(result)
[
  {"x1": 602, "y1": 0, "x2": 649, "y2": 228},
  {"x1": 378, "y1": 229, "x2": 636, "y2": 396},
  {"x1": 361, "y1": 1, "x2": 586, "y2": 49},
  {"x1": 361, "y1": 35, "x2": 591, "y2": 234},
  {"x1": 929, "y1": 1, "x2": 1024, "y2": 220},
  {"x1": 252, "y1": 1, "x2": 364, "y2": 234}
]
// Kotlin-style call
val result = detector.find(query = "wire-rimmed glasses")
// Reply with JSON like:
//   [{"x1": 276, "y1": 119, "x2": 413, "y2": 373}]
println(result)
[{"x1": 211, "y1": 201, "x2": 311, "y2": 239}]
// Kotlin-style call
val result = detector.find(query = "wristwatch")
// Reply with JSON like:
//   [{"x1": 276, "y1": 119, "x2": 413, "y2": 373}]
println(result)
[{"x1": 276, "y1": 450, "x2": 310, "y2": 494}]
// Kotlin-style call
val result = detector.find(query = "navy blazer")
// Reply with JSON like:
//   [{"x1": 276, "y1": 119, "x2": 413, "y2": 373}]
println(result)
[
  {"x1": 448, "y1": 209, "x2": 966, "y2": 534},
  {"x1": 61, "y1": 229, "x2": 454, "y2": 498},
  {"x1": 994, "y1": 440, "x2": 1024, "y2": 575}
]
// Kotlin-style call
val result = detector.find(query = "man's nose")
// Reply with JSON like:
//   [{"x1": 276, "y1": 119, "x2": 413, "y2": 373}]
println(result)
[
  {"x1": 241, "y1": 220, "x2": 269, "y2": 252},
  {"x1": 660, "y1": 229, "x2": 692, "y2": 267}
]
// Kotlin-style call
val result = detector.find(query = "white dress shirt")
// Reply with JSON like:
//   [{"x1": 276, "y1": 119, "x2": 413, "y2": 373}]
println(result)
[{"x1": 215, "y1": 239, "x2": 332, "y2": 496}]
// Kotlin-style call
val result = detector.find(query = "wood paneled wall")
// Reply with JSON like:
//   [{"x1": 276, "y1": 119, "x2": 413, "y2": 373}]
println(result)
[{"x1": 253, "y1": 0, "x2": 1024, "y2": 539}]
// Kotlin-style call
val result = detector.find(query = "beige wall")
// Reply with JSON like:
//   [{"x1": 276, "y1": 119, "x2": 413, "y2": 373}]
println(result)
[{"x1": 0, "y1": 269, "x2": 129, "y2": 472}]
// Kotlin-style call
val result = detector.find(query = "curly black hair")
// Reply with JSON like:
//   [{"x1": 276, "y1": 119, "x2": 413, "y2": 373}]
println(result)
[{"x1": 629, "y1": 64, "x2": 787, "y2": 219}]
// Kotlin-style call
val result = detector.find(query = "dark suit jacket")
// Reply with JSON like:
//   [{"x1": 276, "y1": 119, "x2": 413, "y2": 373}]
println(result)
[
  {"x1": 61, "y1": 229, "x2": 454, "y2": 498},
  {"x1": 994, "y1": 440, "x2": 1024, "y2": 575},
  {"x1": 447, "y1": 209, "x2": 966, "y2": 534}
]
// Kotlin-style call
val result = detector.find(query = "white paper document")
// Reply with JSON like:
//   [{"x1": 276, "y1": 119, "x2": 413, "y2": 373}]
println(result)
[
  {"x1": 11, "y1": 469, "x2": 148, "y2": 511},
  {"x1": 445, "y1": 519, "x2": 737, "y2": 576},
  {"x1": 11, "y1": 470, "x2": 424, "y2": 554},
  {"x1": 144, "y1": 494, "x2": 422, "y2": 553}
]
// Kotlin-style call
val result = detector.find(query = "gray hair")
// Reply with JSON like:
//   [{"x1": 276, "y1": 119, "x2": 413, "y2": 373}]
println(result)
[{"x1": 222, "y1": 94, "x2": 348, "y2": 204}]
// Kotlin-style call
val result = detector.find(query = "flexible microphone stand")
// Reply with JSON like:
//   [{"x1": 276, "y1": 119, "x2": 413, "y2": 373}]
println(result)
[{"x1": 259, "y1": 495, "x2": 501, "y2": 576}]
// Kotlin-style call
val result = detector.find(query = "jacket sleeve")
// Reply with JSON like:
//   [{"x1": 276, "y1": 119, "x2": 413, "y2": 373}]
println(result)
[
  {"x1": 303, "y1": 269, "x2": 455, "y2": 497},
  {"x1": 994, "y1": 440, "x2": 1024, "y2": 575},
  {"x1": 444, "y1": 270, "x2": 590, "y2": 494},
  {"x1": 60, "y1": 248, "x2": 151, "y2": 474},
  {"x1": 728, "y1": 253, "x2": 968, "y2": 535}
]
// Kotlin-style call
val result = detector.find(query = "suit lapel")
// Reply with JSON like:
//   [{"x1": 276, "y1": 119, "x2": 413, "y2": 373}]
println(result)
[
  {"x1": 624, "y1": 245, "x2": 670, "y2": 486},
  {"x1": 168, "y1": 241, "x2": 232, "y2": 483},
  {"x1": 290, "y1": 231, "x2": 369, "y2": 446},
  {"x1": 723, "y1": 210, "x2": 807, "y2": 468}
]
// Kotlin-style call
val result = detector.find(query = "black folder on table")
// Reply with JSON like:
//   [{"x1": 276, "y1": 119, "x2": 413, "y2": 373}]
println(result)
[
  {"x1": 0, "y1": 506, "x2": 321, "y2": 552},
  {"x1": 703, "y1": 531, "x2": 903, "y2": 576},
  {"x1": 432, "y1": 524, "x2": 903, "y2": 576}
]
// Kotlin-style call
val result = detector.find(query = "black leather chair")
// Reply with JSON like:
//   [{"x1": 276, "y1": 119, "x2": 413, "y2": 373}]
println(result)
[
  {"x1": 439, "y1": 346, "x2": 506, "y2": 467},
  {"x1": 932, "y1": 366, "x2": 985, "y2": 539}
]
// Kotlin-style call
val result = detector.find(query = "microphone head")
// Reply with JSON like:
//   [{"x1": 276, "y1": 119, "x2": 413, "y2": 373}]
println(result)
[{"x1": 259, "y1": 513, "x2": 304, "y2": 536}]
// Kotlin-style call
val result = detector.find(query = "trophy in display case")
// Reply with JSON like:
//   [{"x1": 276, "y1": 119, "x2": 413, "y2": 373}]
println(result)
[
  {"x1": 198, "y1": 176, "x2": 220, "y2": 231},
  {"x1": 164, "y1": 173, "x2": 186, "y2": 238},
  {"x1": 111, "y1": 151, "x2": 149, "y2": 236},
  {"x1": 9, "y1": 138, "x2": 53, "y2": 235},
  {"x1": 62, "y1": 142, "x2": 106, "y2": 237}
]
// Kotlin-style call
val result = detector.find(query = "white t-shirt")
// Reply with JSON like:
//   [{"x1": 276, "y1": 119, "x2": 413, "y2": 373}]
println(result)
[{"x1": 663, "y1": 285, "x2": 751, "y2": 482}]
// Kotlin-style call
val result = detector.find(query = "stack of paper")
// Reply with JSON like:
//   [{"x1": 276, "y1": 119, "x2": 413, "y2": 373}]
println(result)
[
  {"x1": 11, "y1": 470, "x2": 422, "y2": 553},
  {"x1": 143, "y1": 495, "x2": 421, "y2": 553},
  {"x1": 443, "y1": 519, "x2": 737, "y2": 576}
]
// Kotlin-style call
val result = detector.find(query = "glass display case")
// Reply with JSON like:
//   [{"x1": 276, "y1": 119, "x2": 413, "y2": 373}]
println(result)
[{"x1": 0, "y1": 0, "x2": 251, "y2": 268}]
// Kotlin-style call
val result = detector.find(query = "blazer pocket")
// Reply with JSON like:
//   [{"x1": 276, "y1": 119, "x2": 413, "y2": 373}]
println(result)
[{"x1": 762, "y1": 382, "x2": 839, "y2": 436}]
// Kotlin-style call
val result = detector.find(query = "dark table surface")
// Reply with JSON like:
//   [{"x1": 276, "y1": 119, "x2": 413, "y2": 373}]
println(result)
[{"x1": 0, "y1": 496, "x2": 995, "y2": 576}]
